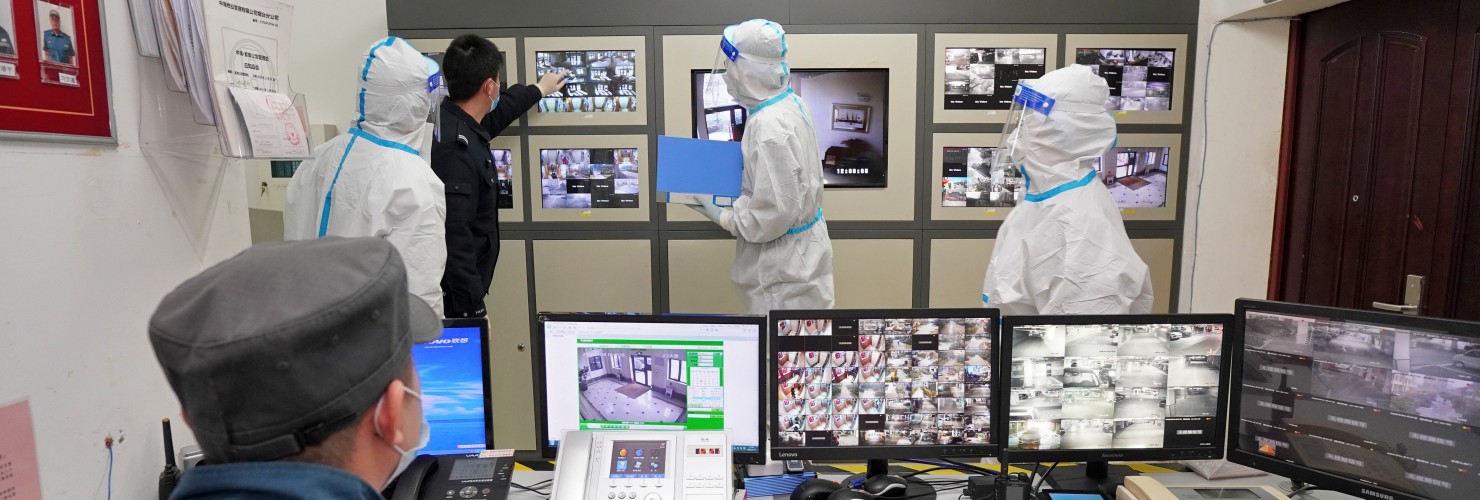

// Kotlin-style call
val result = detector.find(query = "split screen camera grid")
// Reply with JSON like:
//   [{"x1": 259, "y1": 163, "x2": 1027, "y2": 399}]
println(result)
[
  {"x1": 1008, "y1": 323, "x2": 1224, "y2": 451},
  {"x1": 775, "y1": 318, "x2": 995, "y2": 449}
]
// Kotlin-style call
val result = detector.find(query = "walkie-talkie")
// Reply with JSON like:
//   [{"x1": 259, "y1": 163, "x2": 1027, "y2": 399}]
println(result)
[{"x1": 159, "y1": 418, "x2": 182, "y2": 500}]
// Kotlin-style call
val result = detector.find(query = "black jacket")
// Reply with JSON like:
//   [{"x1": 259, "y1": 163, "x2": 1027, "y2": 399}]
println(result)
[{"x1": 431, "y1": 84, "x2": 542, "y2": 317}]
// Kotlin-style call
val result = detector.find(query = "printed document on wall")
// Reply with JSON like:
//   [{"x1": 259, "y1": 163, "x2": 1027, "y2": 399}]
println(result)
[{"x1": 201, "y1": 0, "x2": 295, "y2": 157}]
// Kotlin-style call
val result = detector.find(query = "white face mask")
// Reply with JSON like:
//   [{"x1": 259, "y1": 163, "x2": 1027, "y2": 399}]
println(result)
[{"x1": 374, "y1": 386, "x2": 430, "y2": 489}]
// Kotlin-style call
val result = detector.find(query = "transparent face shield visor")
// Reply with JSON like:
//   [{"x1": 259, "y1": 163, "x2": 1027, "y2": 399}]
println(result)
[
  {"x1": 424, "y1": 56, "x2": 447, "y2": 140},
  {"x1": 991, "y1": 79, "x2": 1050, "y2": 179},
  {"x1": 706, "y1": 32, "x2": 740, "y2": 100}
]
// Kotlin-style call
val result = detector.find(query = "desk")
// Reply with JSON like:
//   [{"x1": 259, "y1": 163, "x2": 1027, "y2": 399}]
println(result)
[{"x1": 507, "y1": 465, "x2": 1364, "y2": 500}]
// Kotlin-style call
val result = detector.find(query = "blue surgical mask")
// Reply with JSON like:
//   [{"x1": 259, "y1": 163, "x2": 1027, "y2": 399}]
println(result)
[
  {"x1": 375, "y1": 386, "x2": 430, "y2": 489},
  {"x1": 489, "y1": 90, "x2": 500, "y2": 114}
]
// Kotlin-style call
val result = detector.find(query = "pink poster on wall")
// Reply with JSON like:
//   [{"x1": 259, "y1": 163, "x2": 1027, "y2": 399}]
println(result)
[{"x1": 0, "y1": 399, "x2": 43, "y2": 500}]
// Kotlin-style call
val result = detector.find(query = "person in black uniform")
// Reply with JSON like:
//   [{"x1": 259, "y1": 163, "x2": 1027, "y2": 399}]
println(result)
[{"x1": 433, "y1": 35, "x2": 567, "y2": 318}]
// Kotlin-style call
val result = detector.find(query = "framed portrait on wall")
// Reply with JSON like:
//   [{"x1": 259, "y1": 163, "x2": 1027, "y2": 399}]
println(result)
[
  {"x1": 0, "y1": 0, "x2": 113, "y2": 143},
  {"x1": 831, "y1": 104, "x2": 871, "y2": 133}
]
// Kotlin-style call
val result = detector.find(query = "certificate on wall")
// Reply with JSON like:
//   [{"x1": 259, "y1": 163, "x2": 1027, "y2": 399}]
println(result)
[{"x1": 0, "y1": 0, "x2": 113, "y2": 143}]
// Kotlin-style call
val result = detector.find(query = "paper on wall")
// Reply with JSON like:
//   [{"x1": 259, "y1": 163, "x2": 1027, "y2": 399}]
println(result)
[
  {"x1": 128, "y1": 0, "x2": 162, "y2": 57},
  {"x1": 228, "y1": 87, "x2": 309, "y2": 158},
  {"x1": 0, "y1": 399, "x2": 43, "y2": 500},
  {"x1": 175, "y1": 0, "x2": 216, "y2": 123},
  {"x1": 152, "y1": 0, "x2": 187, "y2": 91},
  {"x1": 201, "y1": 0, "x2": 296, "y2": 157}
]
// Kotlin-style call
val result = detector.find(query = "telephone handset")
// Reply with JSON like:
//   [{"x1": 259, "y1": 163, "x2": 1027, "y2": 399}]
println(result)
[
  {"x1": 551, "y1": 430, "x2": 733, "y2": 500},
  {"x1": 384, "y1": 453, "x2": 515, "y2": 500}
]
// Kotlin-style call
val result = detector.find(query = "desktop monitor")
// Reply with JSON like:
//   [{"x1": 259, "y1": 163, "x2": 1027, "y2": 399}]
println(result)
[
  {"x1": 769, "y1": 309, "x2": 1003, "y2": 461},
  {"x1": 411, "y1": 319, "x2": 494, "y2": 456},
  {"x1": 1229, "y1": 300, "x2": 1480, "y2": 500},
  {"x1": 533, "y1": 313, "x2": 768, "y2": 464},
  {"x1": 999, "y1": 315, "x2": 1234, "y2": 466}
]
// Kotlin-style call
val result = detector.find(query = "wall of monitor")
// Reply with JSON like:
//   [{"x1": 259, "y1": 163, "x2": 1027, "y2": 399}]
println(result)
[{"x1": 389, "y1": 1, "x2": 1199, "y2": 450}]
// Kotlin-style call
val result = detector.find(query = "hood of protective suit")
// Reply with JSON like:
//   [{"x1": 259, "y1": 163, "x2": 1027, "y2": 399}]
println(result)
[
  {"x1": 1012, "y1": 64, "x2": 1117, "y2": 197},
  {"x1": 721, "y1": 19, "x2": 791, "y2": 109},
  {"x1": 353, "y1": 37, "x2": 437, "y2": 152}
]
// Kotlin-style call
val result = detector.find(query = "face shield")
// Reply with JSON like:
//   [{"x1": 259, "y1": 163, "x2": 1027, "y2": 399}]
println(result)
[
  {"x1": 992, "y1": 80, "x2": 1051, "y2": 182},
  {"x1": 424, "y1": 56, "x2": 447, "y2": 140},
  {"x1": 706, "y1": 28, "x2": 740, "y2": 103}
]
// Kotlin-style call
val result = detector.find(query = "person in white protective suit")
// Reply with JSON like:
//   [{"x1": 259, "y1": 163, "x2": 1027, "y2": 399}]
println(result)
[
  {"x1": 285, "y1": 36, "x2": 448, "y2": 315},
  {"x1": 981, "y1": 64, "x2": 1153, "y2": 315},
  {"x1": 692, "y1": 19, "x2": 835, "y2": 315}
]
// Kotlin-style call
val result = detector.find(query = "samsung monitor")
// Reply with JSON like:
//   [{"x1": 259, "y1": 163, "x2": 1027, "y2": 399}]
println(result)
[
  {"x1": 1000, "y1": 314, "x2": 1234, "y2": 490},
  {"x1": 533, "y1": 313, "x2": 768, "y2": 464},
  {"x1": 691, "y1": 69, "x2": 889, "y2": 188},
  {"x1": 769, "y1": 309, "x2": 1003, "y2": 460},
  {"x1": 1229, "y1": 300, "x2": 1480, "y2": 500},
  {"x1": 412, "y1": 319, "x2": 494, "y2": 456}
]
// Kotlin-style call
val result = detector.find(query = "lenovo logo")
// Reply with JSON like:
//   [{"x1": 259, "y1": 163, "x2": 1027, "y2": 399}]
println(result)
[
  {"x1": 778, "y1": 452, "x2": 799, "y2": 458},
  {"x1": 1361, "y1": 489, "x2": 1394, "y2": 500},
  {"x1": 1101, "y1": 454, "x2": 1125, "y2": 458},
  {"x1": 429, "y1": 337, "x2": 471, "y2": 345}
]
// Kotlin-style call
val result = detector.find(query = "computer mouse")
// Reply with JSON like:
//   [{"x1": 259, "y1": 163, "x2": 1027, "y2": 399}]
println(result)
[
  {"x1": 826, "y1": 489, "x2": 876, "y2": 500},
  {"x1": 791, "y1": 478, "x2": 844, "y2": 500},
  {"x1": 862, "y1": 475, "x2": 909, "y2": 498}
]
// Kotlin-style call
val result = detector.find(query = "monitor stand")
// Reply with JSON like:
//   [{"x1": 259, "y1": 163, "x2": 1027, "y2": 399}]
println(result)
[
  {"x1": 1042, "y1": 461, "x2": 1134, "y2": 497},
  {"x1": 840, "y1": 459, "x2": 936, "y2": 500}
]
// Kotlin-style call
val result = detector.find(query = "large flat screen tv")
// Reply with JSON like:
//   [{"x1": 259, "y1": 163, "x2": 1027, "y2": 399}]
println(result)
[{"x1": 692, "y1": 69, "x2": 889, "y2": 188}]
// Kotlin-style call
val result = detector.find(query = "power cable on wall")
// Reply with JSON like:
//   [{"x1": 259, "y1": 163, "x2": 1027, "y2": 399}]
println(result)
[{"x1": 1187, "y1": 16, "x2": 1297, "y2": 312}]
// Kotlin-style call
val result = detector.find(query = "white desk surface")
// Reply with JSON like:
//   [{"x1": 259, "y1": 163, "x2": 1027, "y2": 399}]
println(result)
[{"x1": 508, "y1": 467, "x2": 1363, "y2": 500}]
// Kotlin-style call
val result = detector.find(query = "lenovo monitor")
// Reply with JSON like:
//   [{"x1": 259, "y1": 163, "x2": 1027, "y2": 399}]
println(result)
[{"x1": 412, "y1": 318, "x2": 494, "y2": 456}]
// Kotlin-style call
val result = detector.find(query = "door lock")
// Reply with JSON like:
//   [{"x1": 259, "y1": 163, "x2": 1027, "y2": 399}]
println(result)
[{"x1": 1373, "y1": 274, "x2": 1425, "y2": 316}]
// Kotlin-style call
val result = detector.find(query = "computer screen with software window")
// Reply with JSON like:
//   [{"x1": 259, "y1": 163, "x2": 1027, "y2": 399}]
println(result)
[
  {"x1": 533, "y1": 313, "x2": 767, "y2": 464},
  {"x1": 411, "y1": 319, "x2": 493, "y2": 456}
]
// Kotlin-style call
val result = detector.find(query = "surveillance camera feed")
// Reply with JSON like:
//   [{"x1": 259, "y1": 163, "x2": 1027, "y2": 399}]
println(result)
[
  {"x1": 538, "y1": 148, "x2": 640, "y2": 209},
  {"x1": 492, "y1": 148, "x2": 513, "y2": 209},
  {"x1": 941, "y1": 145, "x2": 1171, "y2": 209},
  {"x1": 1236, "y1": 309, "x2": 1480, "y2": 500},
  {"x1": 773, "y1": 316, "x2": 996, "y2": 454},
  {"x1": 1007, "y1": 322, "x2": 1225, "y2": 452},
  {"x1": 535, "y1": 50, "x2": 638, "y2": 113},
  {"x1": 692, "y1": 69, "x2": 889, "y2": 188},
  {"x1": 1074, "y1": 49, "x2": 1174, "y2": 112},
  {"x1": 942, "y1": 47, "x2": 1047, "y2": 110}
]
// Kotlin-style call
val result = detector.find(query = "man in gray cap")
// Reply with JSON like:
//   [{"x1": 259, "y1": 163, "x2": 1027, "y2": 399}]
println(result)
[{"x1": 150, "y1": 237, "x2": 443, "y2": 498}]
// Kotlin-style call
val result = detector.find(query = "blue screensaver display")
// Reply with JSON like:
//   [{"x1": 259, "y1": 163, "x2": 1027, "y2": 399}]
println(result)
[{"x1": 412, "y1": 326, "x2": 487, "y2": 455}]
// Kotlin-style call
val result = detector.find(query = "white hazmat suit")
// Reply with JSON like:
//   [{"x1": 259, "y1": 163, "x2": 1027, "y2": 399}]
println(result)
[
  {"x1": 285, "y1": 36, "x2": 448, "y2": 315},
  {"x1": 694, "y1": 19, "x2": 835, "y2": 315},
  {"x1": 981, "y1": 65, "x2": 1153, "y2": 315}
]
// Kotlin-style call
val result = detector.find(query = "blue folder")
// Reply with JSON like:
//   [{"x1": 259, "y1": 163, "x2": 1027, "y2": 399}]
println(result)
[{"x1": 657, "y1": 135, "x2": 743, "y2": 204}]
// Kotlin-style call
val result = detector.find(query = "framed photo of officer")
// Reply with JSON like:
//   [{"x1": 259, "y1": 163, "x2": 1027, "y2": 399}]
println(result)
[
  {"x1": 0, "y1": 2, "x2": 19, "y2": 79},
  {"x1": 35, "y1": 0, "x2": 79, "y2": 86}
]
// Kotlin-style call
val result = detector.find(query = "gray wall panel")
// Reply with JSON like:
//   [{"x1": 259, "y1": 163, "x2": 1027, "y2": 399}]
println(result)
[
  {"x1": 788, "y1": 0, "x2": 1197, "y2": 26},
  {"x1": 388, "y1": 0, "x2": 789, "y2": 31}
]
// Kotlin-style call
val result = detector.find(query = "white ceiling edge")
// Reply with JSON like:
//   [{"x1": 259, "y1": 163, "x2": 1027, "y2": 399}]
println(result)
[{"x1": 1221, "y1": 0, "x2": 1352, "y2": 21}]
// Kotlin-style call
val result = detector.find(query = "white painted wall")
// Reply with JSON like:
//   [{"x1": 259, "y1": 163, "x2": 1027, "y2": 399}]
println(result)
[
  {"x1": 0, "y1": 0, "x2": 386, "y2": 497},
  {"x1": 1179, "y1": 0, "x2": 1295, "y2": 312}
]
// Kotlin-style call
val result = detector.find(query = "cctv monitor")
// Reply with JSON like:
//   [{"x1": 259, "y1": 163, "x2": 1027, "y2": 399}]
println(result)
[
  {"x1": 1229, "y1": 300, "x2": 1480, "y2": 500},
  {"x1": 411, "y1": 319, "x2": 494, "y2": 456},
  {"x1": 769, "y1": 309, "x2": 1003, "y2": 459},
  {"x1": 533, "y1": 313, "x2": 768, "y2": 464},
  {"x1": 1000, "y1": 314, "x2": 1234, "y2": 490},
  {"x1": 1073, "y1": 48, "x2": 1175, "y2": 111},
  {"x1": 534, "y1": 50, "x2": 638, "y2": 113},
  {"x1": 691, "y1": 68, "x2": 889, "y2": 188}
]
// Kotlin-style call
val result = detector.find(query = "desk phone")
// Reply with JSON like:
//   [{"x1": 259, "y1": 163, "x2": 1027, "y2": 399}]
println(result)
[{"x1": 551, "y1": 431, "x2": 733, "y2": 500}]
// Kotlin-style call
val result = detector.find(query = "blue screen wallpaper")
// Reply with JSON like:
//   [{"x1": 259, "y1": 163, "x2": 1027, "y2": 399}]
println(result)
[{"x1": 412, "y1": 326, "x2": 487, "y2": 455}]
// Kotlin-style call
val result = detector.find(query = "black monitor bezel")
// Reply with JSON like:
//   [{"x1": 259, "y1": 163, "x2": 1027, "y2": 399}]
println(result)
[
  {"x1": 768, "y1": 308, "x2": 1004, "y2": 461},
  {"x1": 1227, "y1": 299, "x2": 1480, "y2": 500},
  {"x1": 530, "y1": 312, "x2": 769, "y2": 465},
  {"x1": 427, "y1": 318, "x2": 494, "y2": 455},
  {"x1": 998, "y1": 313, "x2": 1235, "y2": 463}
]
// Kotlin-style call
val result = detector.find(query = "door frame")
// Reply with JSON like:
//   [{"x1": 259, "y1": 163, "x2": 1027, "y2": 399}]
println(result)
[{"x1": 1268, "y1": 19, "x2": 1305, "y2": 300}]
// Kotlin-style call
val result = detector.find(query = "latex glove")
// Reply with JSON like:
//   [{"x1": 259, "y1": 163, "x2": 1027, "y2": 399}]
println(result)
[{"x1": 689, "y1": 197, "x2": 726, "y2": 225}]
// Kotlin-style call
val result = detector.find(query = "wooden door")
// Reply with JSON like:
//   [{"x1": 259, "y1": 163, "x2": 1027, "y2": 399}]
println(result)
[
  {"x1": 1275, "y1": 0, "x2": 1468, "y2": 317},
  {"x1": 1443, "y1": 2, "x2": 1480, "y2": 320}
]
